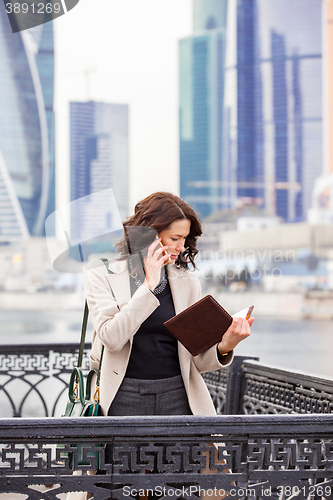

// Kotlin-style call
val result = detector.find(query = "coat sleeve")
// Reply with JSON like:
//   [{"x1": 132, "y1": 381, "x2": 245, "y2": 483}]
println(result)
[
  {"x1": 188, "y1": 273, "x2": 234, "y2": 373},
  {"x1": 84, "y1": 261, "x2": 160, "y2": 352}
]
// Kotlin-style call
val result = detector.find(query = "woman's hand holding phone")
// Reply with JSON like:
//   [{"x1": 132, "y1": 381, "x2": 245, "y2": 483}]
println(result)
[{"x1": 142, "y1": 237, "x2": 170, "y2": 291}]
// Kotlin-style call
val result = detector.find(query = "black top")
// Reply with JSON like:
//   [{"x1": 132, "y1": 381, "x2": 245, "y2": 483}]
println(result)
[{"x1": 125, "y1": 267, "x2": 182, "y2": 380}]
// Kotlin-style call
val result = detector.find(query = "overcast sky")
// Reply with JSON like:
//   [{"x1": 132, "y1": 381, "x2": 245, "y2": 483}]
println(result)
[{"x1": 53, "y1": 0, "x2": 192, "y2": 215}]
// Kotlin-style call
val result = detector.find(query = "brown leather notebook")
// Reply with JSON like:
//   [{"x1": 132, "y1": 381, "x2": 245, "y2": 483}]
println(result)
[{"x1": 164, "y1": 295, "x2": 233, "y2": 356}]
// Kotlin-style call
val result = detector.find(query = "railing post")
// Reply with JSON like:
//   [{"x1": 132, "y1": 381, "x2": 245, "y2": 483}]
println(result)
[{"x1": 224, "y1": 355, "x2": 259, "y2": 414}]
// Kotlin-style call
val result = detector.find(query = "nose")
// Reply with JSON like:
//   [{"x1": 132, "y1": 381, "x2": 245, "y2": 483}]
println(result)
[{"x1": 176, "y1": 241, "x2": 185, "y2": 252}]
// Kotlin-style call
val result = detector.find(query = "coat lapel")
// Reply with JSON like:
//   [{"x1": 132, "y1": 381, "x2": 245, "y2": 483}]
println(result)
[
  {"x1": 106, "y1": 259, "x2": 131, "y2": 309},
  {"x1": 104, "y1": 261, "x2": 191, "y2": 315},
  {"x1": 167, "y1": 265, "x2": 192, "y2": 380},
  {"x1": 167, "y1": 264, "x2": 191, "y2": 315},
  {"x1": 102, "y1": 260, "x2": 192, "y2": 380}
]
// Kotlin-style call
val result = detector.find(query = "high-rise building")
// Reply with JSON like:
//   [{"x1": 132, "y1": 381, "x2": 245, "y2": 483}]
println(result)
[
  {"x1": 0, "y1": 2, "x2": 55, "y2": 240},
  {"x1": 180, "y1": 0, "x2": 323, "y2": 222},
  {"x1": 179, "y1": 0, "x2": 228, "y2": 219},
  {"x1": 307, "y1": 0, "x2": 333, "y2": 223},
  {"x1": 70, "y1": 101, "x2": 129, "y2": 241},
  {"x1": 326, "y1": 0, "x2": 333, "y2": 183},
  {"x1": 225, "y1": 0, "x2": 323, "y2": 221}
]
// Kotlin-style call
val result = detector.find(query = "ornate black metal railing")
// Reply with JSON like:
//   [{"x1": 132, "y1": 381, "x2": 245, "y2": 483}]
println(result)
[
  {"x1": 204, "y1": 356, "x2": 333, "y2": 415},
  {"x1": 1, "y1": 415, "x2": 333, "y2": 499},
  {"x1": 0, "y1": 343, "x2": 91, "y2": 418},
  {"x1": 241, "y1": 360, "x2": 333, "y2": 414},
  {"x1": 2, "y1": 344, "x2": 333, "y2": 418},
  {"x1": 2, "y1": 345, "x2": 333, "y2": 498}
]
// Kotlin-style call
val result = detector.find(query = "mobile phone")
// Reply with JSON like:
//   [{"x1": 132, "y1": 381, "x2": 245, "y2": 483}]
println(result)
[
  {"x1": 155, "y1": 235, "x2": 172, "y2": 263},
  {"x1": 156, "y1": 235, "x2": 168, "y2": 256}
]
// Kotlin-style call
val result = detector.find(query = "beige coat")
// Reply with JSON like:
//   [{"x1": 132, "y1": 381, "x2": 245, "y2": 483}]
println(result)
[
  {"x1": 67, "y1": 259, "x2": 234, "y2": 500},
  {"x1": 84, "y1": 258, "x2": 233, "y2": 417}
]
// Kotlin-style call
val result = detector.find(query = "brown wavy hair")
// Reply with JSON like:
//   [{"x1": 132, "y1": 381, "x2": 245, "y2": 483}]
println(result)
[{"x1": 116, "y1": 192, "x2": 202, "y2": 270}]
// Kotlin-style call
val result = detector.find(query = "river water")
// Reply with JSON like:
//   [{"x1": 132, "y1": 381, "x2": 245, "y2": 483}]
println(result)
[{"x1": 0, "y1": 310, "x2": 332, "y2": 379}]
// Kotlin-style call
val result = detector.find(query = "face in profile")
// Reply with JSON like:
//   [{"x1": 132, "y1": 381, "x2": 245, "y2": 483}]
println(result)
[{"x1": 159, "y1": 219, "x2": 191, "y2": 263}]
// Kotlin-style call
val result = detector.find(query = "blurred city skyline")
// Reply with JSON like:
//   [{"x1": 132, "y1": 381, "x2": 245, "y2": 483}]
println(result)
[
  {"x1": 1, "y1": 0, "x2": 331, "y2": 232},
  {"x1": 56, "y1": 0, "x2": 331, "y2": 225},
  {"x1": 179, "y1": 0, "x2": 324, "y2": 222},
  {"x1": 0, "y1": 0, "x2": 333, "y2": 297},
  {"x1": 1, "y1": 0, "x2": 333, "y2": 405},
  {"x1": 55, "y1": 0, "x2": 192, "y2": 214}
]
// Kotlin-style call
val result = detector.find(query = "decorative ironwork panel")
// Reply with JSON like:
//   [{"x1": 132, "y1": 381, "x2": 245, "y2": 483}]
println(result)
[
  {"x1": 0, "y1": 416, "x2": 333, "y2": 499},
  {"x1": 202, "y1": 369, "x2": 228, "y2": 414},
  {"x1": 2, "y1": 344, "x2": 333, "y2": 421},
  {"x1": 203, "y1": 355, "x2": 260, "y2": 415},
  {"x1": 0, "y1": 343, "x2": 91, "y2": 418},
  {"x1": 0, "y1": 343, "x2": 231, "y2": 419},
  {"x1": 242, "y1": 361, "x2": 333, "y2": 415}
]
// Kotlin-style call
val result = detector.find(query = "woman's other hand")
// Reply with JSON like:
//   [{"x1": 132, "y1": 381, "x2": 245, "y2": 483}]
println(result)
[
  {"x1": 217, "y1": 317, "x2": 254, "y2": 355},
  {"x1": 142, "y1": 238, "x2": 170, "y2": 291}
]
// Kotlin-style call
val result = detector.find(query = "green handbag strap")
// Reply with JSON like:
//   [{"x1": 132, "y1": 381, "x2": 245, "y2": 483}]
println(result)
[
  {"x1": 77, "y1": 258, "x2": 108, "y2": 373},
  {"x1": 78, "y1": 301, "x2": 89, "y2": 369},
  {"x1": 66, "y1": 246, "x2": 105, "y2": 407},
  {"x1": 68, "y1": 367, "x2": 85, "y2": 406},
  {"x1": 77, "y1": 300, "x2": 105, "y2": 370}
]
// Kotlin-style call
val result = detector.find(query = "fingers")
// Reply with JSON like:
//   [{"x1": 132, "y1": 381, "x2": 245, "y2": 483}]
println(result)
[
  {"x1": 145, "y1": 239, "x2": 169, "y2": 271},
  {"x1": 147, "y1": 238, "x2": 168, "y2": 260},
  {"x1": 232, "y1": 317, "x2": 251, "y2": 336},
  {"x1": 143, "y1": 238, "x2": 169, "y2": 290},
  {"x1": 219, "y1": 317, "x2": 251, "y2": 353},
  {"x1": 147, "y1": 239, "x2": 160, "y2": 257},
  {"x1": 248, "y1": 317, "x2": 255, "y2": 327},
  {"x1": 223, "y1": 318, "x2": 248, "y2": 340},
  {"x1": 147, "y1": 237, "x2": 161, "y2": 256}
]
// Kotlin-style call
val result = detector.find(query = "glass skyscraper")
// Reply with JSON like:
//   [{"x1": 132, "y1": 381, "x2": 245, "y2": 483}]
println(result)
[
  {"x1": 179, "y1": 0, "x2": 228, "y2": 219},
  {"x1": 233, "y1": 0, "x2": 323, "y2": 222},
  {"x1": 180, "y1": 0, "x2": 322, "y2": 222},
  {"x1": 0, "y1": 2, "x2": 55, "y2": 239},
  {"x1": 70, "y1": 101, "x2": 129, "y2": 241}
]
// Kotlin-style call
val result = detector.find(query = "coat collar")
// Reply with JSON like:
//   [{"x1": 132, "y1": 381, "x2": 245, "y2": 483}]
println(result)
[
  {"x1": 106, "y1": 258, "x2": 187, "y2": 277},
  {"x1": 105, "y1": 259, "x2": 190, "y2": 312}
]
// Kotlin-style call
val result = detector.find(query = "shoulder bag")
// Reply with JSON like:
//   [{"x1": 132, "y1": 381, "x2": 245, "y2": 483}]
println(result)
[{"x1": 60, "y1": 300, "x2": 105, "y2": 469}]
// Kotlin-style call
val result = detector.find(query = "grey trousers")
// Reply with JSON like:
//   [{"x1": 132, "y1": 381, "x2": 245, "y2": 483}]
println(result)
[
  {"x1": 105, "y1": 375, "x2": 192, "y2": 466},
  {"x1": 107, "y1": 375, "x2": 192, "y2": 416}
]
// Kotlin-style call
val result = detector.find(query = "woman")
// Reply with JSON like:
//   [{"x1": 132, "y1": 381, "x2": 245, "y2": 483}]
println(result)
[
  {"x1": 67, "y1": 192, "x2": 253, "y2": 499},
  {"x1": 84, "y1": 192, "x2": 253, "y2": 419}
]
